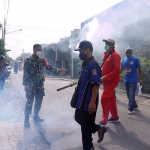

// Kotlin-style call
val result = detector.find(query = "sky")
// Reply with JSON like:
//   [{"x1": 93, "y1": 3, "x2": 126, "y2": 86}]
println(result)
[{"x1": 0, "y1": 0, "x2": 122, "y2": 59}]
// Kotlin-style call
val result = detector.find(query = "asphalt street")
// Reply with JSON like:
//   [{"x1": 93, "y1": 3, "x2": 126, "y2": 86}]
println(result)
[{"x1": 0, "y1": 71, "x2": 150, "y2": 150}]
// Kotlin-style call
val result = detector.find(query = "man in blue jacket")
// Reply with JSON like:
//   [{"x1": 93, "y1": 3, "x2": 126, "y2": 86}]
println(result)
[
  {"x1": 74, "y1": 40, "x2": 107, "y2": 150},
  {"x1": 121, "y1": 47, "x2": 142, "y2": 115}
]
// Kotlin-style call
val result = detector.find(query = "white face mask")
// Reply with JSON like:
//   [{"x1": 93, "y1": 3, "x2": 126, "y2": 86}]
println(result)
[{"x1": 36, "y1": 51, "x2": 42, "y2": 56}]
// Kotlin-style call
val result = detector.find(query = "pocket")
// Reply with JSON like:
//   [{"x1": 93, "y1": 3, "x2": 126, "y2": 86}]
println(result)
[{"x1": 104, "y1": 58, "x2": 112, "y2": 67}]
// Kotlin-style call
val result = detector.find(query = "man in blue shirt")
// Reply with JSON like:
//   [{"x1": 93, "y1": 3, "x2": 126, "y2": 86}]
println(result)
[
  {"x1": 121, "y1": 47, "x2": 142, "y2": 115},
  {"x1": 73, "y1": 40, "x2": 107, "y2": 150}
]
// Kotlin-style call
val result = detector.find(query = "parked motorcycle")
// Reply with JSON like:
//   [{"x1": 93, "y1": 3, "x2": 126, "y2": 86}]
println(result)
[{"x1": 5, "y1": 66, "x2": 11, "y2": 79}]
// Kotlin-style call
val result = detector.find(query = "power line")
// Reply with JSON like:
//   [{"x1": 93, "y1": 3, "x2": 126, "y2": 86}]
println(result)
[
  {"x1": 6, "y1": 26, "x2": 61, "y2": 40},
  {"x1": 19, "y1": 32, "x2": 61, "y2": 40},
  {"x1": 7, "y1": 24, "x2": 78, "y2": 30}
]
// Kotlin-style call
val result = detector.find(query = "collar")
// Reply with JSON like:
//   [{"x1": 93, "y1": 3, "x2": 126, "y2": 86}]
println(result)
[
  {"x1": 104, "y1": 49, "x2": 115, "y2": 55},
  {"x1": 31, "y1": 54, "x2": 39, "y2": 59},
  {"x1": 82, "y1": 56, "x2": 94, "y2": 67}
]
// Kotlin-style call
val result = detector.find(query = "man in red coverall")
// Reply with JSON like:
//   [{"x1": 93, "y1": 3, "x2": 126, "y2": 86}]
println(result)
[{"x1": 99, "y1": 38, "x2": 120, "y2": 126}]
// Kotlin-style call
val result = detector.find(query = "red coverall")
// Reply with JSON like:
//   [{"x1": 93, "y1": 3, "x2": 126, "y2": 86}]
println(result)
[{"x1": 100, "y1": 50, "x2": 121, "y2": 124}]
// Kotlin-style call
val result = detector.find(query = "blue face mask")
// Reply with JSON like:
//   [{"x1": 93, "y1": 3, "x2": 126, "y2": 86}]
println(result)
[
  {"x1": 104, "y1": 45, "x2": 110, "y2": 51},
  {"x1": 79, "y1": 51, "x2": 87, "y2": 60}
]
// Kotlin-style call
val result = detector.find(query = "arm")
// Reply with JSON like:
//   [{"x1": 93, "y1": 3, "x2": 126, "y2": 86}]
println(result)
[
  {"x1": 23, "y1": 59, "x2": 30, "y2": 92},
  {"x1": 23, "y1": 59, "x2": 30, "y2": 85},
  {"x1": 89, "y1": 85, "x2": 99, "y2": 114},
  {"x1": 43, "y1": 58, "x2": 66, "y2": 74},
  {"x1": 136, "y1": 58, "x2": 142, "y2": 85},
  {"x1": 88, "y1": 65, "x2": 100, "y2": 114},
  {"x1": 138, "y1": 68, "x2": 142, "y2": 85},
  {"x1": 105, "y1": 54, "x2": 121, "y2": 81},
  {"x1": 120, "y1": 68, "x2": 124, "y2": 74}
]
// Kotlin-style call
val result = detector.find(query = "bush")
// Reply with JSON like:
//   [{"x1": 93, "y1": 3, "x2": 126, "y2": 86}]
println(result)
[{"x1": 140, "y1": 57, "x2": 150, "y2": 84}]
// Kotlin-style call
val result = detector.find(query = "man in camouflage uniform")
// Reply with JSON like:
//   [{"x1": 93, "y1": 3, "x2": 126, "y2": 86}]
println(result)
[{"x1": 23, "y1": 44, "x2": 66, "y2": 128}]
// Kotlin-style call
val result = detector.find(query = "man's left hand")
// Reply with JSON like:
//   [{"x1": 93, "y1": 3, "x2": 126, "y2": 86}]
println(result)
[
  {"x1": 59, "y1": 68, "x2": 67, "y2": 73},
  {"x1": 139, "y1": 79, "x2": 142, "y2": 85},
  {"x1": 100, "y1": 76, "x2": 106, "y2": 83},
  {"x1": 88, "y1": 102, "x2": 96, "y2": 114}
]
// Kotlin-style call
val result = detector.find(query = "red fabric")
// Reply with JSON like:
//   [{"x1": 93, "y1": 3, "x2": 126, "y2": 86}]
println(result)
[
  {"x1": 42, "y1": 58, "x2": 49, "y2": 67},
  {"x1": 100, "y1": 81, "x2": 119, "y2": 124},
  {"x1": 102, "y1": 50, "x2": 121, "y2": 82}
]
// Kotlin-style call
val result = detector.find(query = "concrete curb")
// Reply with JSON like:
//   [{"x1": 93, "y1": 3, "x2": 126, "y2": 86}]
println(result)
[{"x1": 115, "y1": 88, "x2": 150, "y2": 99}]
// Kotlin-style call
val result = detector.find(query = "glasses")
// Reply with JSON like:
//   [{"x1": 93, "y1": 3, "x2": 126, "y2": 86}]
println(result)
[{"x1": 126, "y1": 52, "x2": 131, "y2": 54}]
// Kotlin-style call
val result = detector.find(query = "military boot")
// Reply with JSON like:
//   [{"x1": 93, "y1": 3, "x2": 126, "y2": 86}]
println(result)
[
  {"x1": 33, "y1": 114, "x2": 44, "y2": 122},
  {"x1": 24, "y1": 114, "x2": 30, "y2": 128}
]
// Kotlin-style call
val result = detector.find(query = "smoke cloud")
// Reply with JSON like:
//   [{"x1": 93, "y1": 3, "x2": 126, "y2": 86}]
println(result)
[{"x1": 76, "y1": 0, "x2": 150, "y2": 61}]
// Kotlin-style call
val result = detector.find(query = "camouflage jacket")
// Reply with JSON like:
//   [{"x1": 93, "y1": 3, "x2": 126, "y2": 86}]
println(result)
[
  {"x1": 0, "y1": 63, "x2": 8, "y2": 77},
  {"x1": 23, "y1": 55, "x2": 59, "y2": 86}
]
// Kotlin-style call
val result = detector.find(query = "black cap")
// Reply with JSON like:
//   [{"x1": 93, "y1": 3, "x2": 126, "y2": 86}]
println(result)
[{"x1": 74, "y1": 40, "x2": 93, "y2": 51}]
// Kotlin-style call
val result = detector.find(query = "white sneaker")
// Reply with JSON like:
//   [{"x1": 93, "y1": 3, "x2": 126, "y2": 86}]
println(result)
[{"x1": 128, "y1": 110, "x2": 134, "y2": 115}]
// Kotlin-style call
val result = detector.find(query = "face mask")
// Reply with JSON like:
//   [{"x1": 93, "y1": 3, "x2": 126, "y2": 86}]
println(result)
[
  {"x1": 79, "y1": 51, "x2": 87, "y2": 60},
  {"x1": 36, "y1": 51, "x2": 42, "y2": 56},
  {"x1": 104, "y1": 45, "x2": 110, "y2": 51}
]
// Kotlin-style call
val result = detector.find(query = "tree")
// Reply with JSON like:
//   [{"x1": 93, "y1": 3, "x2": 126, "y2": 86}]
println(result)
[
  {"x1": 16, "y1": 52, "x2": 32, "y2": 62},
  {"x1": 0, "y1": 23, "x2": 10, "y2": 57},
  {"x1": 0, "y1": 39, "x2": 11, "y2": 56}
]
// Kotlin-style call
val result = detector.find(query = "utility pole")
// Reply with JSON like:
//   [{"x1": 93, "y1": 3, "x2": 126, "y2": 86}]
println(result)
[
  {"x1": 3, "y1": 18, "x2": 6, "y2": 46},
  {"x1": 22, "y1": 49, "x2": 24, "y2": 62}
]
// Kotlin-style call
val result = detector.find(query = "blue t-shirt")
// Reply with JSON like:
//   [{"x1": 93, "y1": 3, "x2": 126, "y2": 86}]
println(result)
[
  {"x1": 76, "y1": 57, "x2": 101, "y2": 111},
  {"x1": 121, "y1": 56, "x2": 141, "y2": 82}
]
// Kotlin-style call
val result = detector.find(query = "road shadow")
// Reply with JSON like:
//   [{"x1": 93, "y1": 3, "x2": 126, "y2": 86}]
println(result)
[
  {"x1": 106, "y1": 122, "x2": 150, "y2": 150},
  {"x1": 16, "y1": 121, "x2": 51, "y2": 150},
  {"x1": 63, "y1": 147, "x2": 82, "y2": 150},
  {"x1": 133, "y1": 109, "x2": 150, "y2": 124},
  {"x1": 33, "y1": 121, "x2": 51, "y2": 146},
  {"x1": 116, "y1": 99, "x2": 127, "y2": 109},
  {"x1": 48, "y1": 130, "x2": 76, "y2": 144},
  {"x1": 33, "y1": 121, "x2": 76, "y2": 148}
]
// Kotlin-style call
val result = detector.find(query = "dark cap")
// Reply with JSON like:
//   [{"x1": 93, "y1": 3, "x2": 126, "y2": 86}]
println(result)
[{"x1": 74, "y1": 40, "x2": 93, "y2": 51}]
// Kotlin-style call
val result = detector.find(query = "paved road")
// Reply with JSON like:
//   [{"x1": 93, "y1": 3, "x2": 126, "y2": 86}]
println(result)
[{"x1": 0, "y1": 71, "x2": 150, "y2": 150}]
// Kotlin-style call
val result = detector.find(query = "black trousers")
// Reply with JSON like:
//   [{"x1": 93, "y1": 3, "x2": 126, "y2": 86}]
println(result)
[{"x1": 74, "y1": 109, "x2": 100, "y2": 150}]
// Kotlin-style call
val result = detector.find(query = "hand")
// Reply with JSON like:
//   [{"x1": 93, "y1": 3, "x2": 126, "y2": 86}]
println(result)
[
  {"x1": 24, "y1": 85, "x2": 29, "y2": 92},
  {"x1": 100, "y1": 76, "x2": 106, "y2": 83},
  {"x1": 59, "y1": 68, "x2": 67, "y2": 73},
  {"x1": 139, "y1": 79, "x2": 142, "y2": 86},
  {"x1": 88, "y1": 102, "x2": 96, "y2": 114}
]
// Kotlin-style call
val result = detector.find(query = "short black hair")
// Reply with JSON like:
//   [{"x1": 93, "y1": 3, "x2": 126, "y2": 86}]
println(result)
[{"x1": 33, "y1": 44, "x2": 41, "y2": 50}]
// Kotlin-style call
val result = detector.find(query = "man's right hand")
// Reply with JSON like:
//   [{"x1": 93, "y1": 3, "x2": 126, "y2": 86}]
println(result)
[{"x1": 24, "y1": 85, "x2": 29, "y2": 92}]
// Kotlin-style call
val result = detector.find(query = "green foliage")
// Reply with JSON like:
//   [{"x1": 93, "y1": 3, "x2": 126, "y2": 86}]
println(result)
[
  {"x1": 0, "y1": 39, "x2": 11, "y2": 57},
  {"x1": 120, "y1": 71, "x2": 125, "y2": 82},
  {"x1": 140, "y1": 57, "x2": 150, "y2": 84},
  {"x1": 0, "y1": 39, "x2": 6, "y2": 56},
  {"x1": 16, "y1": 52, "x2": 32, "y2": 62}
]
